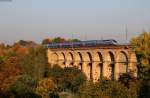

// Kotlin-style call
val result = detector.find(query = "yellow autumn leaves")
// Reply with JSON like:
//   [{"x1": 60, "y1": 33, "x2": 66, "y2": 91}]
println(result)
[
  {"x1": 131, "y1": 32, "x2": 150, "y2": 66},
  {"x1": 36, "y1": 78, "x2": 56, "y2": 98}
]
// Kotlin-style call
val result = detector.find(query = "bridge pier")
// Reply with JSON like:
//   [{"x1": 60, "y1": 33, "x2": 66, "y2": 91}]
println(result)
[
  {"x1": 58, "y1": 60, "x2": 66, "y2": 68},
  {"x1": 93, "y1": 62, "x2": 102, "y2": 82},
  {"x1": 103, "y1": 62, "x2": 111, "y2": 79},
  {"x1": 82, "y1": 62, "x2": 91, "y2": 80},
  {"x1": 128, "y1": 53, "x2": 138, "y2": 77},
  {"x1": 115, "y1": 62, "x2": 121, "y2": 80},
  {"x1": 65, "y1": 61, "x2": 73, "y2": 67}
]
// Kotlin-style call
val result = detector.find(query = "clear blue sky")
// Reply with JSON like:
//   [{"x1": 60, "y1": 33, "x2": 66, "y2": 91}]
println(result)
[{"x1": 0, "y1": 0, "x2": 150, "y2": 44}]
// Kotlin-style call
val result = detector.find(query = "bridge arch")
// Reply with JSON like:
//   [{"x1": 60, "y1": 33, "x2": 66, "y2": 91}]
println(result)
[
  {"x1": 51, "y1": 52, "x2": 58, "y2": 65},
  {"x1": 117, "y1": 51, "x2": 128, "y2": 75},
  {"x1": 87, "y1": 52, "x2": 93, "y2": 80},
  {"x1": 61, "y1": 52, "x2": 66, "y2": 67},
  {"x1": 97, "y1": 52, "x2": 103, "y2": 79},
  {"x1": 77, "y1": 52, "x2": 83, "y2": 70},
  {"x1": 66, "y1": 52, "x2": 74, "y2": 67},
  {"x1": 93, "y1": 51, "x2": 104, "y2": 81},
  {"x1": 106, "y1": 51, "x2": 115, "y2": 80},
  {"x1": 87, "y1": 52, "x2": 93, "y2": 63}
]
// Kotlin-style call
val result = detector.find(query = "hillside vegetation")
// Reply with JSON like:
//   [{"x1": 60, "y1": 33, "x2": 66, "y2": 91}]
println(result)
[{"x1": 0, "y1": 32, "x2": 149, "y2": 98}]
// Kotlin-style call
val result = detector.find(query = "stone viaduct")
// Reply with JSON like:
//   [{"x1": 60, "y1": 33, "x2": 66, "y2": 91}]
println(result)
[{"x1": 47, "y1": 45, "x2": 137, "y2": 81}]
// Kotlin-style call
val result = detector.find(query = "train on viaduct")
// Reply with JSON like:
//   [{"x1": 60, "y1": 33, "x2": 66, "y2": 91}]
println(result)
[{"x1": 46, "y1": 40, "x2": 137, "y2": 82}]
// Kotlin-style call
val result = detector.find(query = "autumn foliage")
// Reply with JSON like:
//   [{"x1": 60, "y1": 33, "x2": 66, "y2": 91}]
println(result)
[{"x1": 0, "y1": 33, "x2": 149, "y2": 98}]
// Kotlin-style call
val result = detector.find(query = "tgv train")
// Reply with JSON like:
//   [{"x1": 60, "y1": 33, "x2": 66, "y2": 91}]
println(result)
[{"x1": 46, "y1": 39, "x2": 118, "y2": 48}]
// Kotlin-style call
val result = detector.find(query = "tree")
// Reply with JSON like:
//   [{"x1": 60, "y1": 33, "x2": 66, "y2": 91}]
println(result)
[
  {"x1": 42, "y1": 38, "x2": 52, "y2": 45},
  {"x1": 79, "y1": 80, "x2": 138, "y2": 98},
  {"x1": 36, "y1": 78, "x2": 56, "y2": 98},
  {"x1": 67, "y1": 39, "x2": 81, "y2": 42},
  {"x1": 0, "y1": 43, "x2": 5, "y2": 49},
  {"x1": 61, "y1": 67, "x2": 86, "y2": 93},
  {"x1": 118, "y1": 73, "x2": 136, "y2": 88},
  {"x1": 0, "y1": 56, "x2": 22, "y2": 96},
  {"x1": 21, "y1": 46, "x2": 48, "y2": 80},
  {"x1": 52, "y1": 37, "x2": 66, "y2": 43},
  {"x1": 131, "y1": 32, "x2": 150, "y2": 98},
  {"x1": 42, "y1": 37, "x2": 80, "y2": 44},
  {"x1": 46, "y1": 66, "x2": 86, "y2": 93},
  {"x1": 46, "y1": 65, "x2": 63, "y2": 85},
  {"x1": 131, "y1": 32, "x2": 150, "y2": 75},
  {"x1": 79, "y1": 81, "x2": 95, "y2": 98},
  {"x1": 9, "y1": 75, "x2": 39, "y2": 98},
  {"x1": 14, "y1": 40, "x2": 37, "y2": 46}
]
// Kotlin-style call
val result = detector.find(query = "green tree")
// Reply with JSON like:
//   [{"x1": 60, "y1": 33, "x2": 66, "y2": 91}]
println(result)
[
  {"x1": 131, "y1": 32, "x2": 150, "y2": 79},
  {"x1": 52, "y1": 37, "x2": 66, "y2": 43},
  {"x1": 46, "y1": 66, "x2": 86, "y2": 93},
  {"x1": 42, "y1": 38, "x2": 52, "y2": 45},
  {"x1": 62, "y1": 67, "x2": 86, "y2": 93},
  {"x1": 36, "y1": 78, "x2": 57, "y2": 98},
  {"x1": 118, "y1": 73, "x2": 136, "y2": 88},
  {"x1": 131, "y1": 32, "x2": 150, "y2": 98},
  {"x1": 14, "y1": 40, "x2": 37, "y2": 46},
  {"x1": 9, "y1": 75, "x2": 39, "y2": 98},
  {"x1": 46, "y1": 65, "x2": 63, "y2": 86},
  {"x1": 67, "y1": 39, "x2": 81, "y2": 42},
  {"x1": 21, "y1": 46, "x2": 48, "y2": 80},
  {"x1": 79, "y1": 80, "x2": 138, "y2": 98}
]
